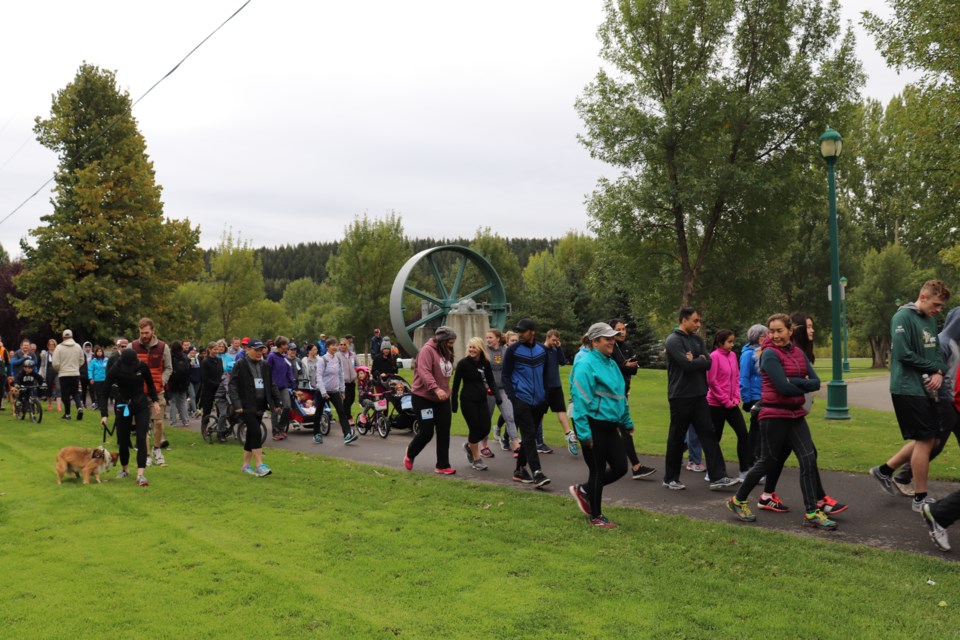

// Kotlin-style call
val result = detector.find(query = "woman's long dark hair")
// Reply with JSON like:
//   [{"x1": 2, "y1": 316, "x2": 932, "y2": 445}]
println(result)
[
  {"x1": 790, "y1": 312, "x2": 815, "y2": 363},
  {"x1": 435, "y1": 337, "x2": 454, "y2": 362},
  {"x1": 712, "y1": 329, "x2": 734, "y2": 351}
]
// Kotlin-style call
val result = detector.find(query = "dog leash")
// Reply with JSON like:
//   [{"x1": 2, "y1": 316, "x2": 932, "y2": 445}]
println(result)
[{"x1": 101, "y1": 403, "x2": 127, "y2": 443}]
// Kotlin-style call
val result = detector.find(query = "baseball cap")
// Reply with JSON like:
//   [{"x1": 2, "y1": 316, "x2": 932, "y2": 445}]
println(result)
[
  {"x1": 247, "y1": 339, "x2": 264, "y2": 349},
  {"x1": 586, "y1": 322, "x2": 619, "y2": 341},
  {"x1": 62, "y1": 329, "x2": 73, "y2": 339},
  {"x1": 514, "y1": 318, "x2": 536, "y2": 333},
  {"x1": 241, "y1": 337, "x2": 250, "y2": 345}
]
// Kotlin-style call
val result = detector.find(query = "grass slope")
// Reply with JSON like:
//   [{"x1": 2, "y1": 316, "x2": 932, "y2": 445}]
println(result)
[{"x1": 1, "y1": 411, "x2": 958, "y2": 639}]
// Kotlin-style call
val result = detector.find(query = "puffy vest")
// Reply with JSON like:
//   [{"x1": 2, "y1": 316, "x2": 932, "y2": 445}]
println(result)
[
  {"x1": 131, "y1": 339, "x2": 166, "y2": 394},
  {"x1": 759, "y1": 343, "x2": 809, "y2": 420}
]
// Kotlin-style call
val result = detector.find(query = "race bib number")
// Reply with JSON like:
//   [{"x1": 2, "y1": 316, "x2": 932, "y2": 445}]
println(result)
[
  {"x1": 254, "y1": 377, "x2": 265, "y2": 390},
  {"x1": 420, "y1": 407, "x2": 434, "y2": 420}
]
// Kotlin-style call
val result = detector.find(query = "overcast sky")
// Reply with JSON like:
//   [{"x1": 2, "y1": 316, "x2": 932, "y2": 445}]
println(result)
[{"x1": 0, "y1": 0, "x2": 919, "y2": 257}]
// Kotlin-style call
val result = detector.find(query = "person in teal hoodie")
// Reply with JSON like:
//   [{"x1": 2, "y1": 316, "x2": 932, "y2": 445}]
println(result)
[
  {"x1": 568, "y1": 322, "x2": 633, "y2": 529},
  {"x1": 88, "y1": 345, "x2": 107, "y2": 412}
]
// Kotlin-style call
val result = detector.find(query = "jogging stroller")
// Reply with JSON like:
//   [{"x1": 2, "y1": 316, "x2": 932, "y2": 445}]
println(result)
[
  {"x1": 380, "y1": 374, "x2": 419, "y2": 434},
  {"x1": 289, "y1": 387, "x2": 332, "y2": 442}
]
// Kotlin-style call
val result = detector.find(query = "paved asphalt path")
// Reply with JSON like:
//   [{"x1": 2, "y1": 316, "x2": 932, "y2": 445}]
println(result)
[
  {"x1": 182, "y1": 387, "x2": 958, "y2": 563},
  {"x1": 814, "y1": 374, "x2": 894, "y2": 411}
]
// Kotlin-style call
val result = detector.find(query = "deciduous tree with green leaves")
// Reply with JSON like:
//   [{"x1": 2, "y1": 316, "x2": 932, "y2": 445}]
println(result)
[
  {"x1": 577, "y1": 0, "x2": 863, "y2": 310},
  {"x1": 15, "y1": 63, "x2": 200, "y2": 342}
]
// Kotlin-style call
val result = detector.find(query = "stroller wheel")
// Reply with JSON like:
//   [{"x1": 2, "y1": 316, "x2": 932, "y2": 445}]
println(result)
[{"x1": 313, "y1": 433, "x2": 324, "y2": 444}]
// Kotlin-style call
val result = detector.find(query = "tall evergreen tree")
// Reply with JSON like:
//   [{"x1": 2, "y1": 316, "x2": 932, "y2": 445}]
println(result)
[{"x1": 15, "y1": 63, "x2": 200, "y2": 342}]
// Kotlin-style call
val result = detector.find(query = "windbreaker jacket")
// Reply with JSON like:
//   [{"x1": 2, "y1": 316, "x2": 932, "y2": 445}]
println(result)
[
  {"x1": 707, "y1": 348, "x2": 741, "y2": 408},
  {"x1": 569, "y1": 347, "x2": 633, "y2": 441},
  {"x1": 739, "y1": 343, "x2": 762, "y2": 403},
  {"x1": 315, "y1": 352, "x2": 345, "y2": 396},
  {"x1": 501, "y1": 340, "x2": 547, "y2": 407}
]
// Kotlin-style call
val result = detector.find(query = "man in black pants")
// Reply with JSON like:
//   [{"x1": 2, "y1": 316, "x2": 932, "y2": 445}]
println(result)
[
  {"x1": 662, "y1": 308, "x2": 736, "y2": 491},
  {"x1": 502, "y1": 318, "x2": 551, "y2": 489}
]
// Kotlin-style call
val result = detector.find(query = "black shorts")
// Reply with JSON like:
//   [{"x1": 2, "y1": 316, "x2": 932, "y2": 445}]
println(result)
[
  {"x1": 546, "y1": 386, "x2": 566, "y2": 414},
  {"x1": 892, "y1": 394, "x2": 940, "y2": 441}
]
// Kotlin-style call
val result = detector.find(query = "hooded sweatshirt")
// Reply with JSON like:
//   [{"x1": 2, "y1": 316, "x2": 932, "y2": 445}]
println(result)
[
  {"x1": 890, "y1": 302, "x2": 946, "y2": 397},
  {"x1": 665, "y1": 327, "x2": 711, "y2": 400},
  {"x1": 937, "y1": 306, "x2": 960, "y2": 405},
  {"x1": 739, "y1": 342, "x2": 763, "y2": 403},
  {"x1": 51, "y1": 338, "x2": 84, "y2": 377},
  {"x1": 707, "y1": 347, "x2": 740, "y2": 408}
]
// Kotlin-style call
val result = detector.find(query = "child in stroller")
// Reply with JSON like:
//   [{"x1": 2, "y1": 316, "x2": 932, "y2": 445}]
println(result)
[
  {"x1": 380, "y1": 374, "x2": 418, "y2": 433},
  {"x1": 289, "y1": 386, "x2": 332, "y2": 443}
]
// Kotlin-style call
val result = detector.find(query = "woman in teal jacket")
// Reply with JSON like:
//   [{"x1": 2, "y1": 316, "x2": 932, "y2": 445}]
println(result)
[
  {"x1": 568, "y1": 322, "x2": 632, "y2": 529},
  {"x1": 88, "y1": 345, "x2": 107, "y2": 411}
]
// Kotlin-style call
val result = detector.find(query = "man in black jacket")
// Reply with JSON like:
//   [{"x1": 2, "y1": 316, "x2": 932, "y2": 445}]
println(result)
[
  {"x1": 229, "y1": 340, "x2": 280, "y2": 477},
  {"x1": 662, "y1": 308, "x2": 736, "y2": 491}
]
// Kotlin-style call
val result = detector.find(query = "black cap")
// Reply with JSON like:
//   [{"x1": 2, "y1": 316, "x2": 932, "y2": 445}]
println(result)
[{"x1": 514, "y1": 318, "x2": 536, "y2": 332}]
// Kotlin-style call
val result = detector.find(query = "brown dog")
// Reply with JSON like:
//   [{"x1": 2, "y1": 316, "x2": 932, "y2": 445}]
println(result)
[
  {"x1": 6, "y1": 378, "x2": 18, "y2": 409},
  {"x1": 55, "y1": 446, "x2": 119, "y2": 485}
]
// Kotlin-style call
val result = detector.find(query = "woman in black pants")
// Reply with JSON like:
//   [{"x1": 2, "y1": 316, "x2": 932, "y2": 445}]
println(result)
[
  {"x1": 452, "y1": 336, "x2": 498, "y2": 471},
  {"x1": 404, "y1": 326, "x2": 457, "y2": 474},
  {"x1": 101, "y1": 349, "x2": 159, "y2": 487},
  {"x1": 568, "y1": 323, "x2": 631, "y2": 529}
]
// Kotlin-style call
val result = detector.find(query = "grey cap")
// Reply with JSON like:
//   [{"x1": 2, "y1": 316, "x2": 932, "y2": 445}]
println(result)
[
  {"x1": 434, "y1": 325, "x2": 457, "y2": 342},
  {"x1": 586, "y1": 322, "x2": 619, "y2": 341},
  {"x1": 381, "y1": 339, "x2": 392, "y2": 351}
]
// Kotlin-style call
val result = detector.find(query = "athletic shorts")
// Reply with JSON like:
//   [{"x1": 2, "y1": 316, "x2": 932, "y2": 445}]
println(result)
[
  {"x1": 546, "y1": 386, "x2": 566, "y2": 414},
  {"x1": 892, "y1": 394, "x2": 939, "y2": 441}
]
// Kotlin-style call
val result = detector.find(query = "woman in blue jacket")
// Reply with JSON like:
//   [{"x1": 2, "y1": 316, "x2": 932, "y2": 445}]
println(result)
[
  {"x1": 88, "y1": 345, "x2": 107, "y2": 411},
  {"x1": 568, "y1": 322, "x2": 633, "y2": 529},
  {"x1": 739, "y1": 324, "x2": 767, "y2": 461}
]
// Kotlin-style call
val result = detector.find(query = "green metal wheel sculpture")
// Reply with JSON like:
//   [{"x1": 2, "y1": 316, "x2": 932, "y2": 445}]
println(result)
[{"x1": 389, "y1": 245, "x2": 507, "y2": 356}]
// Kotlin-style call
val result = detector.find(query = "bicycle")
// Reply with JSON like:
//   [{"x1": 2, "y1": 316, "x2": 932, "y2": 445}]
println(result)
[
  {"x1": 14, "y1": 384, "x2": 45, "y2": 424},
  {"x1": 355, "y1": 393, "x2": 389, "y2": 438}
]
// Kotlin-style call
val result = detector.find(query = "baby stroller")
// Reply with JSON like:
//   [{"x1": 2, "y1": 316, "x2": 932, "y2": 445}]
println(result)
[
  {"x1": 289, "y1": 387, "x2": 332, "y2": 443},
  {"x1": 380, "y1": 374, "x2": 419, "y2": 435}
]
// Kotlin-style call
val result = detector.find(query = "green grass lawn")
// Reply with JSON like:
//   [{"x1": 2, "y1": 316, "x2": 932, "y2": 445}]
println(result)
[
  {"x1": 2, "y1": 407, "x2": 958, "y2": 638},
  {"x1": 813, "y1": 357, "x2": 890, "y2": 379}
]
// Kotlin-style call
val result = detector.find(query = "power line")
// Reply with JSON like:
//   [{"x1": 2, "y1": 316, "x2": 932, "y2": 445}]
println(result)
[{"x1": 0, "y1": 0, "x2": 252, "y2": 229}]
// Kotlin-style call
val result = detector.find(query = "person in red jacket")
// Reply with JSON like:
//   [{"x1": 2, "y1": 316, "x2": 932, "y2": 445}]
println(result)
[{"x1": 130, "y1": 318, "x2": 172, "y2": 467}]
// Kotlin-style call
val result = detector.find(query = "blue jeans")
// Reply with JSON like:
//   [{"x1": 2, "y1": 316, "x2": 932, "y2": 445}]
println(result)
[{"x1": 685, "y1": 424, "x2": 702, "y2": 464}]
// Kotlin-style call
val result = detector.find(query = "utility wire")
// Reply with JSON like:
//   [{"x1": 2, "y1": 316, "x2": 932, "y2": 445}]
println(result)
[{"x1": 0, "y1": 0, "x2": 252, "y2": 228}]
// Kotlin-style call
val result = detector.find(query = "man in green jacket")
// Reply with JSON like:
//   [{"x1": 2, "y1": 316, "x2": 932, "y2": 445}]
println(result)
[{"x1": 871, "y1": 280, "x2": 951, "y2": 513}]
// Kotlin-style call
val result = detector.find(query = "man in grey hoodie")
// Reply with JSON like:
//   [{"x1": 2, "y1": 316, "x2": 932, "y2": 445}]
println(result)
[
  {"x1": 893, "y1": 305, "x2": 960, "y2": 495},
  {"x1": 52, "y1": 329, "x2": 85, "y2": 420}
]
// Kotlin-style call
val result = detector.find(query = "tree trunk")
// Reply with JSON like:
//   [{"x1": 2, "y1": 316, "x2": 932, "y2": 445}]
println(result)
[{"x1": 869, "y1": 336, "x2": 889, "y2": 369}]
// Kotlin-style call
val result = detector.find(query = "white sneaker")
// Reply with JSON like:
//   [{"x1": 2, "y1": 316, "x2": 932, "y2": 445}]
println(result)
[
  {"x1": 912, "y1": 495, "x2": 935, "y2": 513},
  {"x1": 922, "y1": 503, "x2": 951, "y2": 551},
  {"x1": 146, "y1": 456, "x2": 153, "y2": 467},
  {"x1": 153, "y1": 448, "x2": 166, "y2": 466}
]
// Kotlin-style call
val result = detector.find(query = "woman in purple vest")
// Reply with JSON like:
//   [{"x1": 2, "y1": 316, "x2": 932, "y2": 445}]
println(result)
[{"x1": 725, "y1": 314, "x2": 837, "y2": 530}]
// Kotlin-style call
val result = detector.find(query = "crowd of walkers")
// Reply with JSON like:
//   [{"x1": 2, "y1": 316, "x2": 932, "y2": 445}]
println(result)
[{"x1": 17, "y1": 279, "x2": 960, "y2": 551}]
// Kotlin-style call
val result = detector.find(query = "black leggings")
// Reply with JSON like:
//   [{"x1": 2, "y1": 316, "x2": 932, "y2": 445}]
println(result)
[
  {"x1": 621, "y1": 429, "x2": 640, "y2": 467},
  {"x1": 710, "y1": 405, "x2": 753, "y2": 472},
  {"x1": 513, "y1": 398, "x2": 547, "y2": 473},
  {"x1": 736, "y1": 417, "x2": 822, "y2": 513},
  {"x1": 343, "y1": 382, "x2": 356, "y2": 416},
  {"x1": 60, "y1": 376, "x2": 83, "y2": 415},
  {"x1": 116, "y1": 404, "x2": 150, "y2": 469},
  {"x1": 407, "y1": 395, "x2": 452, "y2": 469},
  {"x1": 325, "y1": 392, "x2": 351, "y2": 436},
  {"x1": 460, "y1": 395, "x2": 491, "y2": 444},
  {"x1": 581, "y1": 419, "x2": 628, "y2": 518}
]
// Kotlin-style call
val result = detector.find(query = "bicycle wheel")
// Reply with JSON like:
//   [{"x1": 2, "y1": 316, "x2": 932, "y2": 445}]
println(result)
[
  {"x1": 355, "y1": 412, "x2": 369, "y2": 435},
  {"x1": 15, "y1": 400, "x2": 26, "y2": 420},
  {"x1": 32, "y1": 399, "x2": 43, "y2": 424},
  {"x1": 236, "y1": 419, "x2": 268, "y2": 448},
  {"x1": 376, "y1": 414, "x2": 390, "y2": 438},
  {"x1": 200, "y1": 418, "x2": 213, "y2": 444}
]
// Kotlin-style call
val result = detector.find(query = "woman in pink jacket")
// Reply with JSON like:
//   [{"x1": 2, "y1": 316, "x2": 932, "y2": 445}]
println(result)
[
  {"x1": 707, "y1": 329, "x2": 753, "y2": 480},
  {"x1": 404, "y1": 326, "x2": 457, "y2": 475}
]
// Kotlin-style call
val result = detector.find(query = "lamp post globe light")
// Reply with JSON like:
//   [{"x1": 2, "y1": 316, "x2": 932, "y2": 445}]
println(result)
[
  {"x1": 820, "y1": 126, "x2": 850, "y2": 419},
  {"x1": 840, "y1": 276, "x2": 850, "y2": 373}
]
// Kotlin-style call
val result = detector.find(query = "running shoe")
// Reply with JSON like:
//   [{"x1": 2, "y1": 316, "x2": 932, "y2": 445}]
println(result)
[
  {"x1": 513, "y1": 467, "x2": 534, "y2": 484},
  {"x1": 479, "y1": 447, "x2": 495, "y2": 459},
  {"x1": 536, "y1": 443, "x2": 554, "y2": 454},
  {"x1": 241, "y1": 464, "x2": 257, "y2": 475},
  {"x1": 314, "y1": 434, "x2": 324, "y2": 444},
  {"x1": 569, "y1": 484, "x2": 590, "y2": 516},
  {"x1": 434, "y1": 467, "x2": 456, "y2": 475},
  {"x1": 726, "y1": 497, "x2": 756, "y2": 522},
  {"x1": 893, "y1": 478, "x2": 915, "y2": 497},
  {"x1": 136, "y1": 475, "x2": 149, "y2": 487},
  {"x1": 758, "y1": 493, "x2": 790, "y2": 513},
  {"x1": 463, "y1": 442, "x2": 475, "y2": 464},
  {"x1": 500, "y1": 436, "x2": 511, "y2": 451},
  {"x1": 470, "y1": 459, "x2": 488, "y2": 471},
  {"x1": 686, "y1": 461, "x2": 705, "y2": 472},
  {"x1": 912, "y1": 496, "x2": 936, "y2": 513},
  {"x1": 403, "y1": 451, "x2": 413, "y2": 471},
  {"x1": 817, "y1": 495, "x2": 848, "y2": 515},
  {"x1": 116, "y1": 470, "x2": 130, "y2": 479},
  {"x1": 662, "y1": 480, "x2": 686, "y2": 491},
  {"x1": 565, "y1": 431, "x2": 578, "y2": 456},
  {"x1": 76, "y1": 408, "x2": 83, "y2": 420},
  {"x1": 589, "y1": 515, "x2": 618, "y2": 529},
  {"x1": 153, "y1": 448, "x2": 166, "y2": 466},
  {"x1": 922, "y1": 503, "x2": 951, "y2": 551},
  {"x1": 272, "y1": 433, "x2": 284, "y2": 441},
  {"x1": 869, "y1": 466, "x2": 896, "y2": 496},
  {"x1": 802, "y1": 509, "x2": 837, "y2": 530},
  {"x1": 256, "y1": 463, "x2": 272, "y2": 477},
  {"x1": 632, "y1": 465, "x2": 657, "y2": 480},
  {"x1": 709, "y1": 476, "x2": 738, "y2": 491},
  {"x1": 532, "y1": 470, "x2": 551, "y2": 489},
  {"x1": 344, "y1": 432, "x2": 359, "y2": 445}
]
